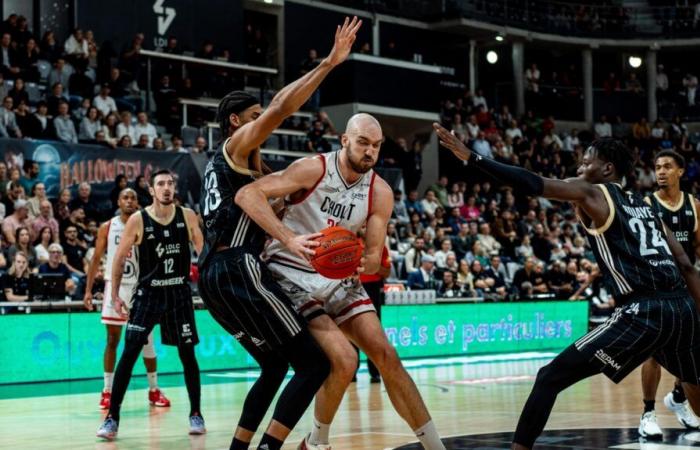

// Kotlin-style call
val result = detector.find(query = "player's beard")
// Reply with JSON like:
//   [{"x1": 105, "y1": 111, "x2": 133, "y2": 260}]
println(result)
[{"x1": 346, "y1": 142, "x2": 375, "y2": 174}]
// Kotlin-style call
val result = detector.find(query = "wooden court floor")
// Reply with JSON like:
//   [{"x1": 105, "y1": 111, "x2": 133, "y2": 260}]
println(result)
[{"x1": 0, "y1": 354, "x2": 688, "y2": 449}]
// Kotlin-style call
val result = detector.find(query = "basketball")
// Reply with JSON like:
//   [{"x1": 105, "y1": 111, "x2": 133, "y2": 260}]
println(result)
[{"x1": 310, "y1": 226, "x2": 364, "y2": 279}]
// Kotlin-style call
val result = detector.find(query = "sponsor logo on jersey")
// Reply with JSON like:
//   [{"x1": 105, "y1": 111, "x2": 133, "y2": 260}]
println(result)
[
  {"x1": 164, "y1": 230, "x2": 170, "y2": 237},
  {"x1": 176, "y1": 222, "x2": 185, "y2": 228},
  {"x1": 151, "y1": 276, "x2": 185, "y2": 287},
  {"x1": 145, "y1": 226, "x2": 154, "y2": 232},
  {"x1": 351, "y1": 192, "x2": 367, "y2": 200},
  {"x1": 156, "y1": 242, "x2": 182, "y2": 257},
  {"x1": 147, "y1": 234, "x2": 155, "y2": 240},
  {"x1": 687, "y1": 210, "x2": 694, "y2": 216},
  {"x1": 595, "y1": 349, "x2": 621, "y2": 370},
  {"x1": 127, "y1": 323, "x2": 146, "y2": 332},
  {"x1": 182, "y1": 323, "x2": 192, "y2": 337},
  {"x1": 673, "y1": 216, "x2": 679, "y2": 224}
]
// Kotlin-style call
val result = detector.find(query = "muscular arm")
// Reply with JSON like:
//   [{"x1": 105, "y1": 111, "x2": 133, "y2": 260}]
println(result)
[
  {"x1": 236, "y1": 157, "x2": 324, "y2": 247},
  {"x1": 363, "y1": 178, "x2": 393, "y2": 275},
  {"x1": 226, "y1": 17, "x2": 361, "y2": 165},
  {"x1": 664, "y1": 223, "x2": 700, "y2": 308},
  {"x1": 111, "y1": 212, "x2": 142, "y2": 299},
  {"x1": 184, "y1": 208, "x2": 203, "y2": 254},
  {"x1": 83, "y1": 221, "x2": 109, "y2": 308}
]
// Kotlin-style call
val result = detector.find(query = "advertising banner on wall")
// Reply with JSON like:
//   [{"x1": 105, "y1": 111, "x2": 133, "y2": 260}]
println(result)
[{"x1": 0, "y1": 301, "x2": 588, "y2": 384}]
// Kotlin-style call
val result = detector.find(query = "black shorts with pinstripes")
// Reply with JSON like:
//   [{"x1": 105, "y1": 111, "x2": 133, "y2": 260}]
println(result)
[
  {"x1": 198, "y1": 247, "x2": 304, "y2": 353},
  {"x1": 574, "y1": 290, "x2": 700, "y2": 384},
  {"x1": 125, "y1": 285, "x2": 199, "y2": 347}
]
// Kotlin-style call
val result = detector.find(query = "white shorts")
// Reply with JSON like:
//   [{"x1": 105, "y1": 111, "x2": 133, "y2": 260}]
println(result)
[
  {"x1": 268, "y1": 262, "x2": 374, "y2": 325},
  {"x1": 101, "y1": 281, "x2": 137, "y2": 326}
]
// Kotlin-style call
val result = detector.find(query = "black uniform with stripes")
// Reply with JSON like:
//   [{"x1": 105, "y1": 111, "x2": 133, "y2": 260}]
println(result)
[
  {"x1": 647, "y1": 191, "x2": 698, "y2": 264},
  {"x1": 197, "y1": 141, "x2": 329, "y2": 434},
  {"x1": 125, "y1": 206, "x2": 199, "y2": 346},
  {"x1": 573, "y1": 183, "x2": 700, "y2": 383},
  {"x1": 198, "y1": 143, "x2": 304, "y2": 352},
  {"x1": 513, "y1": 182, "x2": 700, "y2": 448}
]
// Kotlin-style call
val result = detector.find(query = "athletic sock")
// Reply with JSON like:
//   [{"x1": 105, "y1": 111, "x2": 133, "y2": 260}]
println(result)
[
  {"x1": 257, "y1": 433, "x2": 283, "y2": 450},
  {"x1": 104, "y1": 372, "x2": 114, "y2": 392},
  {"x1": 644, "y1": 400, "x2": 655, "y2": 413},
  {"x1": 229, "y1": 437, "x2": 249, "y2": 450},
  {"x1": 309, "y1": 417, "x2": 330, "y2": 445},
  {"x1": 414, "y1": 420, "x2": 445, "y2": 450},
  {"x1": 147, "y1": 372, "x2": 158, "y2": 390},
  {"x1": 673, "y1": 383, "x2": 687, "y2": 403}
]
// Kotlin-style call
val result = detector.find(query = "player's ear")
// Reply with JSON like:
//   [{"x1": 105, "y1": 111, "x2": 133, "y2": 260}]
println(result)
[
  {"x1": 341, "y1": 133, "x2": 349, "y2": 148},
  {"x1": 230, "y1": 113, "x2": 240, "y2": 128},
  {"x1": 602, "y1": 161, "x2": 614, "y2": 178}
]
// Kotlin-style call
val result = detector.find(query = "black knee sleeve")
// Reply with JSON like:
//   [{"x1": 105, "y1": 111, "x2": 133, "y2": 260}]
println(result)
[
  {"x1": 177, "y1": 345, "x2": 202, "y2": 415},
  {"x1": 238, "y1": 356, "x2": 289, "y2": 432},
  {"x1": 107, "y1": 338, "x2": 146, "y2": 419}
]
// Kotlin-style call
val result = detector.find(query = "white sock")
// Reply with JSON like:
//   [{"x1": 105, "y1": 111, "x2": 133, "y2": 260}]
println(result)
[
  {"x1": 147, "y1": 372, "x2": 158, "y2": 390},
  {"x1": 414, "y1": 420, "x2": 445, "y2": 450},
  {"x1": 103, "y1": 372, "x2": 113, "y2": 392},
  {"x1": 309, "y1": 417, "x2": 330, "y2": 445}
]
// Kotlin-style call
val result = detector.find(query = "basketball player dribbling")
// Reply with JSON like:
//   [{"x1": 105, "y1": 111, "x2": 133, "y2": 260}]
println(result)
[
  {"x1": 638, "y1": 149, "x2": 700, "y2": 438},
  {"x1": 237, "y1": 113, "x2": 446, "y2": 450},
  {"x1": 433, "y1": 123, "x2": 700, "y2": 450},
  {"x1": 197, "y1": 17, "x2": 362, "y2": 450},
  {"x1": 84, "y1": 188, "x2": 170, "y2": 410}
]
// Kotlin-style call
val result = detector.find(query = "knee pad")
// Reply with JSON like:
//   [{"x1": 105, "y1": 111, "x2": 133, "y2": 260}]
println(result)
[{"x1": 141, "y1": 331, "x2": 156, "y2": 359}]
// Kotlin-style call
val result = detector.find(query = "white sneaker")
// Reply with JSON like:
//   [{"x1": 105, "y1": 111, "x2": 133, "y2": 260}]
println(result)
[
  {"x1": 297, "y1": 433, "x2": 332, "y2": 450},
  {"x1": 638, "y1": 411, "x2": 663, "y2": 440},
  {"x1": 664, "y1": 392, "x2": 700, "y2": 429}
]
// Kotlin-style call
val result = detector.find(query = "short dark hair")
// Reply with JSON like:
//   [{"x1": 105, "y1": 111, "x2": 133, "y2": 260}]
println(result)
[
  {"x1": 150, "y1": 169, "x2": 173, "y2": 186},
  {"x1": 655, "y1": 149, "x2": 685, "y2": 169},
  {"x1": 588, "y1": 138, "x2": 635, "y2": 180}
]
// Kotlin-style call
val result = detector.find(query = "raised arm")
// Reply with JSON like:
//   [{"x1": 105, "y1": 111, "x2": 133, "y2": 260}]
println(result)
[
  {"x1": 433, "y1": 122, "x2": 609, "y2": 228},
  {"x1": 665, "y1": 223, "x2": 700, "y2": 309},
  {"x1": 226, "y1": 17, "x2": 361, "y2": 163},
  {"x1": 363, "y1": 178, "x2": 393, "y2": 275},
  {"x1": 83, "y1": 221, "x2": 109, "y2": 310},
  {"x1": 235, "y1": 157, "x2": 325, "y2": 259}
]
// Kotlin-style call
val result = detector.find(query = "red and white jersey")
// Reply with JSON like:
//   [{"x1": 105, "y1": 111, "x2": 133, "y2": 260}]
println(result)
[
  {"x1": 265, "y1": 150, "x2": 377, "y2": 272},
  {"x1": 104, "y1": 215, "x2": 138, "y2": 285}
]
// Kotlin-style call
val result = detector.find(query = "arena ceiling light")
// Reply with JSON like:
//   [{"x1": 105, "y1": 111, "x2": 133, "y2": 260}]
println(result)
[
  {"x1": 486, "y1": 50, "x2": 498, "y2": 64},
  {"x1": 628, "y1": 56, "x2": 642, "y2": 68},
  {"x1": 495, "y1": 34, "x2": 504, "y2": 42}
]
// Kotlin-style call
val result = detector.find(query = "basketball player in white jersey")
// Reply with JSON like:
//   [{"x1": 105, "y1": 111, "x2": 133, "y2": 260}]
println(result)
[
  {"x1": 237, "y1": 113, "x2": 445, "y2": 450},
  {"x1": 84, "y1": 188, "x2": 170, "y2": 410}
]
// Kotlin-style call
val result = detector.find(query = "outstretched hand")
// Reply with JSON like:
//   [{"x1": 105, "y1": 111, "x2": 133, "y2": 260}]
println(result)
[
  {"x1": 326, "y1": 16, "x2": 362, "y2": 67},
  {"x1": 433, "y1": 122, "x2": 472, "y2": 162}
]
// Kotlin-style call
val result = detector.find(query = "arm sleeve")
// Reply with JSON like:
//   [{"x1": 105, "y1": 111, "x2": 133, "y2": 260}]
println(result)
[{"x1": 467, "y1": 153, "x2": 544, "y2": 196}]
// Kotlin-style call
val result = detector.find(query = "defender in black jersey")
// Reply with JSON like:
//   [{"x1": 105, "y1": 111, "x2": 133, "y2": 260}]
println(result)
[
  {"x1": 198, "y1": 17, "x2": 361, "y2": 450},
  {"x1": 434, "y1": 124, "x2": 700, "y2": 450},
  {"x1": 639, "y1": 150, "x2": 700, "y2": 437},
  {"x1": 97, "y1": 170, "x2": 205, "y2": 441}
]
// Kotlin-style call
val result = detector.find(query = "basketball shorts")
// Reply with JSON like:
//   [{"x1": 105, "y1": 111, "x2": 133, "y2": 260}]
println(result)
[
  {"x1": 124, "y1": 285, "x2": 199, "y2": 347},
  {"x1": 198, "y1": 249, "x2": 304, "y2": 353},
  {"x1": 574, "y1": 290, "x2": 700, "y2": 384},
  {"x1": 101, "y1": 281, "x2": 137, "y2": 326},
  {"x1": 268, "y1": 261, "x2": 375, "y2": 325}
]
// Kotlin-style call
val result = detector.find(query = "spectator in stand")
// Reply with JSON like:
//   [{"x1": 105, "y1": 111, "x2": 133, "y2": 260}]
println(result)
[
  {"x1": 465, "y1": 114, "x2": 480, "y2": 140},
  {"x1": 47, "y1": 58, "x2": 71, "y2": 94},
  {"x1": 656, "y1": 65, "x2": 668, "y2": 102},
  {"x1": 71, "y1": 98, "x2": 90, "y2": 124},
  {"x1": 54, "y1": 101, "x2": 77, "y2": 143},
  {"x1": 3, "y1": 199, "x2": 32, "y2": 245},
  {"x1": 64, "y1": 28, "x2": 89, "y2": 71},
  {"x1": 437, "y1": 271, "x2": 461, "y2": 298},
  {"x1": 94, "y1": 84, "x2": 118, "y2": 118},
  {"x1": 456, "y1": 260, "x2": 475, "y2": 296},
  {"x1": 0, "y1": 32, "x2": 20, "y2": 79},
  {"x1": 670, "y1": 115, "x2": 687, "y2": 140},
  {"x1": 472, "y1": 89, "x2": 488, "y2": 110},
  {"x1": 13, "y1": 99, "x2": 31, "y2": 137},
  {"x1": 32, "y1": 199, "x2": 59, "y2": 240},
  {"x1": 477, "y1": 223, "x2": 502, "y2": 256},
  {"x1": 38, "y1": 243, "x2": 77, "y2": 296},
  {"x1": 69, "y1": 182, "x2": 98, "y2": 221},
  {"x1": 153, "y1": 137, "x2": 166, "y2": 151},
  {"x1": 168, "y1": 135, "x2": 187, "y2": 153},
  {"x1": 404, "y1": 237, "x2": 426, "y2": 276},
  {"x1": 17, "y1": 37, "x2": 39, "y2": 82},
  {"x1": 134, "y1": 175, "x2": 152, "y2": 207},
  {"x1": 191, "y1": 136, "x2": 207, "y2": 153},
  {"x1": 421, "y1": 190, "x2": 440, "y2": 218},
  {"x1": 632, "y1": 117, "x2": 651, "y2": 141},
  {"x1": 79, "y1": 106, "x2": 101, "y2": 142},
  {"x1": 153, "y1": 75, "x2": 178, "y2": 132},
  {"x1": 0, "y1": 73, "x2": 7, "y2": 101},
  {"x1": 116, "y1": 110, "x2": 136, "y2": 142},
  {"x1": 133, "y1": 112, "x2": 157, "y2": 147},
  {"x1": 34, "y1": 226, "x2": 55, "y2": 264},
  {"x1": 429, "y1": 176, "x2": 450, "y2": 207},
  {"x1": 0, "y1": 96, "x2": 21, "y2": 138},
  {"x1": 626, "y1": 72, "x2": 642, "y2": 94},
  {"x1": 683, "y1": 72, "x2": 698, "y2": 107},
  {"x1": 525, "y1": 63, "x2": 540, "y2": 93},
  {"x1": 547, "y1": 260, "x2": 576, "y2": 298},
  {"x1": 392, "y1": 190, "x2": 410, "y2": 225},
  {"x1": 603, "y1": 72, "x2": 621, "y2": 94},
  {"x1": 119, "y1": 33, "x2": 144, "y2": 89},
  {"x1": 53, "y1": 188, "x2": 71, "y2": 224},
  {"x1": 69, "y1": 66, "x2": 94, "y2": 101},
  {"x1": 512, "y1": 257, "x2": 537, "y2": 298},
  {"x1": 8, "y1": 78, "x2": 28, "y2": 106},
  {"x1": 101, "y1": 112, "x2": 119, "y2": 146},
  {"x1": 404, "y1": 190, "x2": 424, "y2": 217},
  {"x1": 117, "y1": 135, "x2": 132, "y2": 148},
  {"x1": 20, "y1": 160, "x2": 39, "y2": 198},
  {"x1": 133, "y1": 134, "x2": 150, "y2": 149},
  {"x1": 39, "y1": 31, "x2": 61, "y2": 63},
  {"x1": 3, "y1": 252, "x2": 30, "y2": 303},
  {"x1": 300, "y1": 49, "x2": 321, "y2": 111},
  {"x1": 562, "y1": 128, "x2": 579, "y2": 152},
  {"x1": 594, "y1": 115, "x2": 612, "y2": 138},
  {"x1": 3, "y1": 181, "x2": 23, "y2": 216},
  {"x1": 61, "y1": 224, "x2": 86, "y2": 276},
  {"x1": 472, "y1": 131, "x2": 493, "y2": 158},
  {"x1": 434, "y1": 239, "x2": 455, "y2": 271},
  {"x1": 46, "y1": 82, "x2": 68, "y2": 117},
  {"x1": 407, "y1": 255, "x2": 438, "y2": 290},
  {"x1": 447, "y1": 184, "x2": 464, "y2": 209},
  {"x1": 109, "y1": 175, "x2": 128, "y2": 212},
  {"x1": 461, "y1": 196, "x2": 480, "y2": 221},
  {"x1": 306, "y1": 119, "x2": 332, "y2": 153},
  {"x1": 8, "y1": 226, "x2": 37, "y2": 269}
]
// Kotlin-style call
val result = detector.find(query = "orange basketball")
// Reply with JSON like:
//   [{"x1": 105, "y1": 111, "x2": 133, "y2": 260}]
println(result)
[{"x1": 310, "y1": 226, "x2": 364, "y2": 279}]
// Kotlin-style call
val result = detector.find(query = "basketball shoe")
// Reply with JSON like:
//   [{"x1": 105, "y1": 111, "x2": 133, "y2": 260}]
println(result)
[
  {"x1": 189, "y1": 413, "x2": 206, "y2": 435},
  {"x1": 96, "y1": 416, "x2": 119, "y2": 440},
  {"x1": 298, "y1": 434, "x2": 332, "y2": 450},
  {"x1": 148, "y1": 388, "x2": 171, "y2": 407},
  {"x1": 99, "y1": 391, "x2": 111, "y2": 409},
  {"x1": 664, "y1": 392, "x2": 700, "y2": 429},
  {"x1": 638, "y1": 411, "x2": 663, "y2": 440}
]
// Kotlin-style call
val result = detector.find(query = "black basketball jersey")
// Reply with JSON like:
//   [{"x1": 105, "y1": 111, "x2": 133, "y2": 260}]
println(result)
[
  {"x1": 647, "y1": 191, "x2": 698, "y2": 264},
  {"x1": 199, "y1": 140, "x2": 267, "y2": 266},
  {"x1": 136, "y1": 206, "x2": 191, "y2": 289},
  {"x1": 581, "y1": 183, "x2": 683, "y2": 300}
]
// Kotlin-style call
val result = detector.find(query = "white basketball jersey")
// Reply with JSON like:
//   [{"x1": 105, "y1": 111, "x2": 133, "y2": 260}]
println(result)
[
  {"x1": 105, "y1": 216, "x2": 139, "y2": 284},
  {"x1": 265, "y1": 150, "x2": 376, "y2": 271}
]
